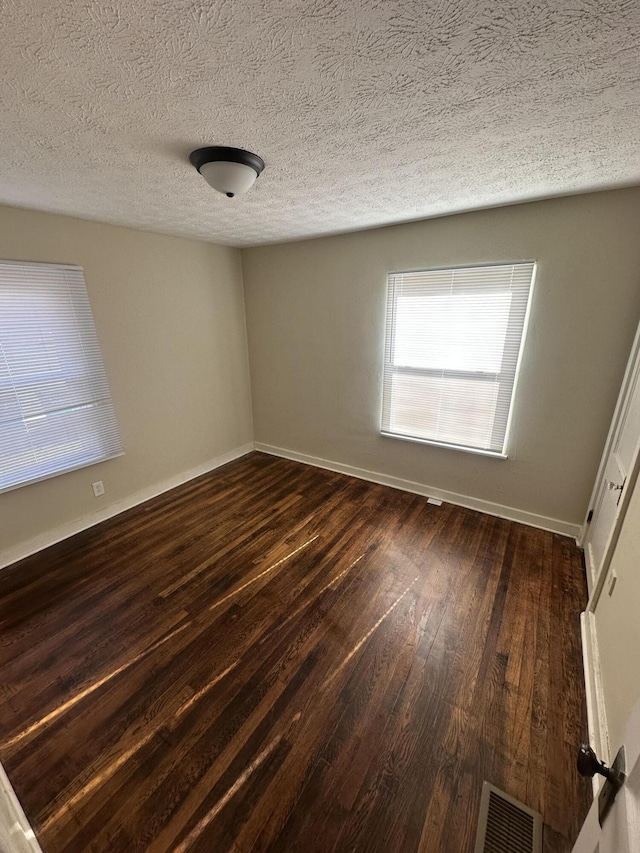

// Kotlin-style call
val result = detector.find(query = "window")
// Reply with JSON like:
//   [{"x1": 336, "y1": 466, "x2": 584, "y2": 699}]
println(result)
[
  {"x1": 381, "y1": 262, "x2": 535, "y2": 456},
  {"x1": 0, "y1": 261, "x2": 123, "y2": 492}
]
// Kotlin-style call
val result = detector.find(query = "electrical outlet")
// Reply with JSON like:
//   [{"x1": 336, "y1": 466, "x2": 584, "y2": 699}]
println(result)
[{"x1": 92, "y1": 481, "x2": 105, "y2": 497}]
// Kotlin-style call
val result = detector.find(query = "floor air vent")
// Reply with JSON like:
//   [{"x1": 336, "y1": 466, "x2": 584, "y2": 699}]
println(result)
[{"x1": 474, "y1": 782, "x2": 542, "y2": 853}]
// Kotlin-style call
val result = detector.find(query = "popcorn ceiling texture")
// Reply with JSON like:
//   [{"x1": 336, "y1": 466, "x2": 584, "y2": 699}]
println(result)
[{"x1": 1, "y1": 0, "x2": 639, "y2": 247}]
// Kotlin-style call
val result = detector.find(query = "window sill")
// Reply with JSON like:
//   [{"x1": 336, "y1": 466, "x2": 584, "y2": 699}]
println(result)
[
  {"x1": 380, "y1": 430, "x2": 508, "y2": 459},
  {"x1": 0, "y1": 451, "x2": 125, "y2": 495}
]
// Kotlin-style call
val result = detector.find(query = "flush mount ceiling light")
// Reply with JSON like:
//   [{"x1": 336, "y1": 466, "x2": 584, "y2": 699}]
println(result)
[{"x1": 189, "y1": 146, "x2": 265, "y2": 198}]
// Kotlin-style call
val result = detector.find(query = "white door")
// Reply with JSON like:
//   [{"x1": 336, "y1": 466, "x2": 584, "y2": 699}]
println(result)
[
  {"x1": 583, "y1": 329, "x2": 640, "y2": 597},
  {"x1": 572, "y1": 694, "x2": 640, "y2": 853}
]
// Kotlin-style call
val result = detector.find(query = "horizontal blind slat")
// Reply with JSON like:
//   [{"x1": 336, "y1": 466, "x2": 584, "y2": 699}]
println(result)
[
  {"x1": 382, "y1": 262, "x2": 535, "y2": 454},
  {"x1": 0, "y1": 260, "x2": 123, "y2": 492}
]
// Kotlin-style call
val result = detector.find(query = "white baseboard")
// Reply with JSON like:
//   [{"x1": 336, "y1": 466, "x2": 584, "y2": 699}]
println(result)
[
  {"x1": 255, "y1": 443, "x2": 581, "y2": 538},
  {"x1": 0, "y1": 443, "x2": 254, "y2": 571},
  {"x1": 0, "y1": 762, "x2": 42, "y2": 852},
  {"x1": 581, "y1": 610, "x2": 610, "y2": 789}
]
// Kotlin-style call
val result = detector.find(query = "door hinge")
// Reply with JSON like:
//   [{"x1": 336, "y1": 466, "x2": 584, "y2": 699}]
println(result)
[{"x1": 587, "y1": 509, "x2": 593, "y2": 524}]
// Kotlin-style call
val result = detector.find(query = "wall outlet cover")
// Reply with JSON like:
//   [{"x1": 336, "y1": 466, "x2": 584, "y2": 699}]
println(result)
[{"x1": 92, "y1": 481, "x2": 105, "y2": 497}]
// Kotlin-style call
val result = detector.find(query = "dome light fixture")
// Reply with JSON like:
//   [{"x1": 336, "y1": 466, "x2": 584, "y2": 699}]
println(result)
[{"x1": 189, "y1": 146, "x2": 265, "y2": 198}]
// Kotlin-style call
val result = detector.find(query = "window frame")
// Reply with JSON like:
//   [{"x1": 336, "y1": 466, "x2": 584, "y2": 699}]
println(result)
[
  {"x1": 0, "y1": 259, "x2": 124, "y2": 494},
  {"x1": 380, "y1": 261, "x2": 536, "y2": 458}
]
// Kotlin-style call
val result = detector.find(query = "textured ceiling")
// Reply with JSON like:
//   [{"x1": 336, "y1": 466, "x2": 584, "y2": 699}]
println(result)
[{"x1": 1, "y1": 0, "x2": 639, "y2": 247}]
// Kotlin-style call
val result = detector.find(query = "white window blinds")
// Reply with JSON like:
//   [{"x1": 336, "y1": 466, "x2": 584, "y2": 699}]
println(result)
[
  {"x1": 381, "y1": 262, "x2": 535, "y2": 456},
  {"x1": 0, "y1": 261, "x2": 123, "y2": 492}
]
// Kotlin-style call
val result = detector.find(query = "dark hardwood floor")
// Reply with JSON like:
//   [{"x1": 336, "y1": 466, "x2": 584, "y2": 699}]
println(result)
[{"x1": 0, "y1": 452, "x2": 591, "y2": 852}]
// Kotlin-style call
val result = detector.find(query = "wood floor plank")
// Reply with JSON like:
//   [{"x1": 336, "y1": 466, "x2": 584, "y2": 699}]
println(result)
[{"x1": 0, "y1": 452, "x2": 592, "y2": 852}]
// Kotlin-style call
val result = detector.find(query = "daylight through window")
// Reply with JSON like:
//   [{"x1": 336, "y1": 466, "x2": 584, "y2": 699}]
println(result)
[
  {"x1": 0, "y1": 261, "x2": 123, "y2": 492},
  {"x1": 381, "y1": 262, "x2": 535, "y2": 456}
]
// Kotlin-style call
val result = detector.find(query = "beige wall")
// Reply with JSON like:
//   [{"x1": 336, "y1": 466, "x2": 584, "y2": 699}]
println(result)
[
  {"x1": 595, "y1": 478, "x2": 640, "y2": 752},
  {"x1": 3, "y1": 188, "x2": 640, "y2": 563},
  {"x1": 243, "y1": 188, "x2": 640, "y2": 527},
  {"x1": 0, "y1": 205, "x2": 253, "y2": 563}
]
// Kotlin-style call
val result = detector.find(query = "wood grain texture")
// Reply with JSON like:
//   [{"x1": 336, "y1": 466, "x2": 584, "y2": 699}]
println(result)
[{"x1": 0, "y1": 452, "x2": 592, "y2": 852}]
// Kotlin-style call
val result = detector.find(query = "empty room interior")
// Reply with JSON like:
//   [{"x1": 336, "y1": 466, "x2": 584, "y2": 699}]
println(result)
[{"x1": 1, "y1": 2, "x2": 640, "y2": 852}]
